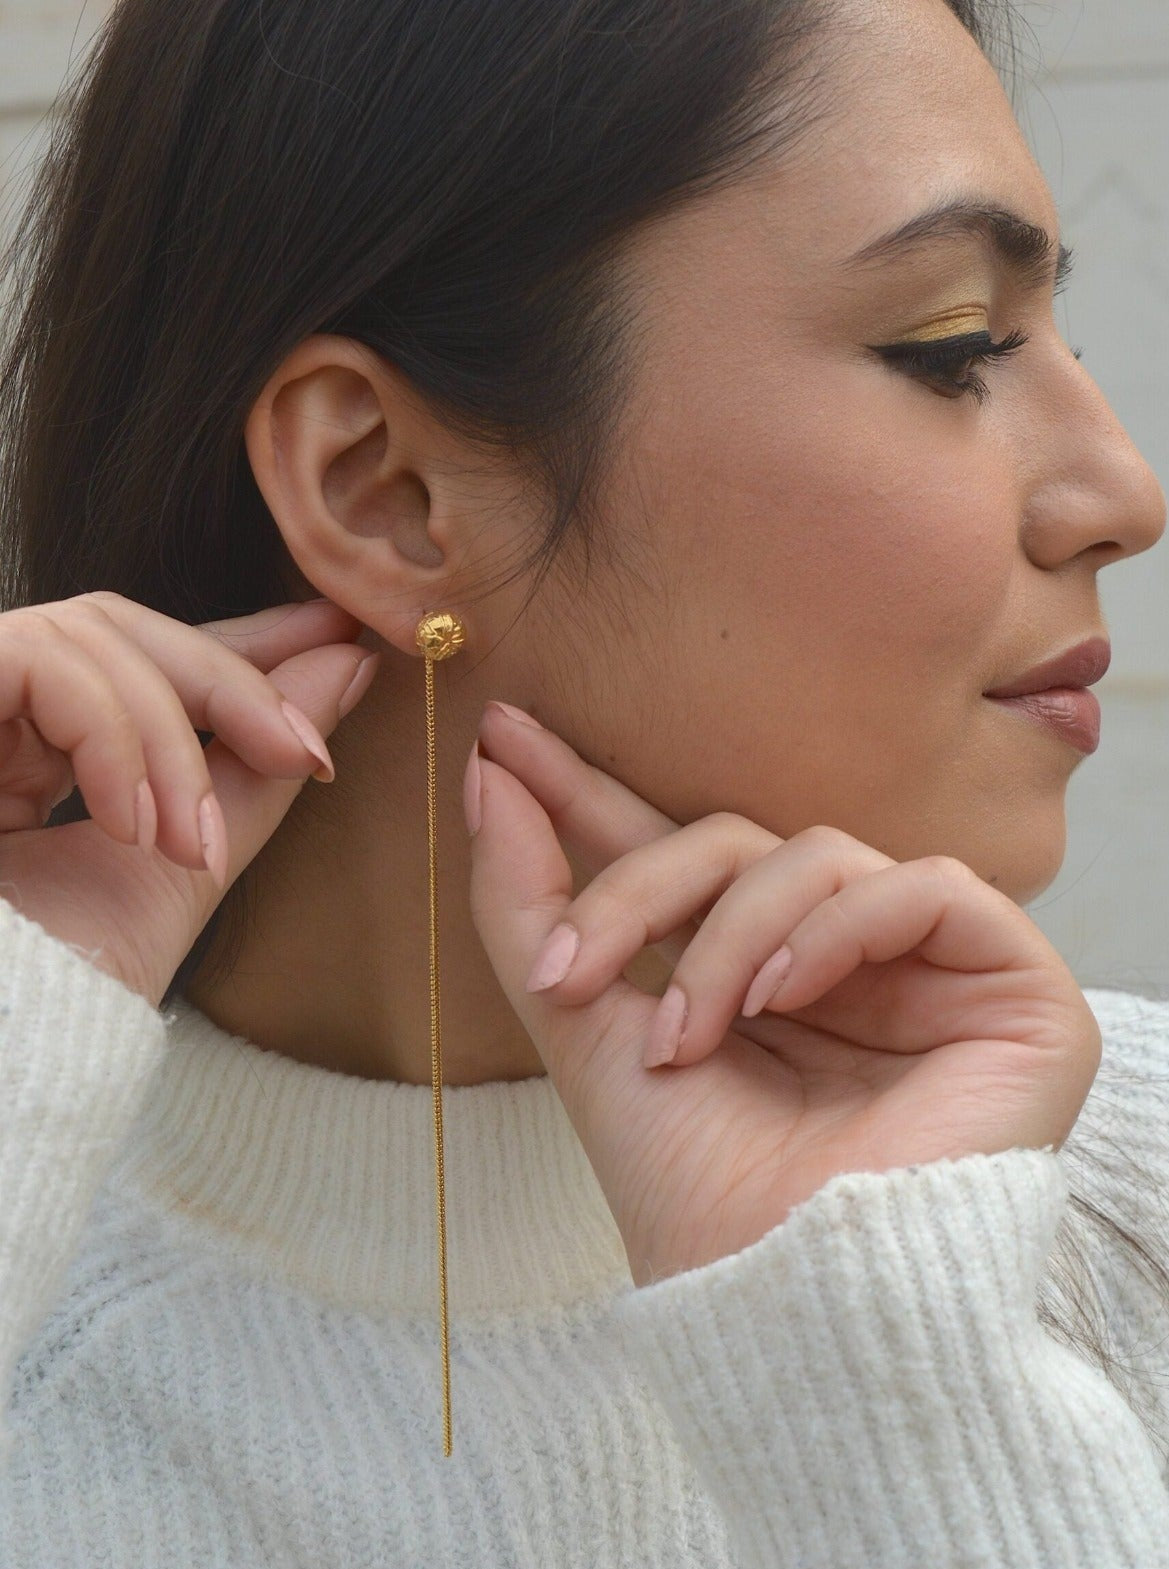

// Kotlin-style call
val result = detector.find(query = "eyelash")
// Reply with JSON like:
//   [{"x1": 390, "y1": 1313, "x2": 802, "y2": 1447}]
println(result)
[{"x1": 872, "y1": 327, "x2": 1030, "y2": 406}]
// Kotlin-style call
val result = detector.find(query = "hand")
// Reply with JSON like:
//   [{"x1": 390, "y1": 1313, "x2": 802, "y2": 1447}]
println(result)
[
  {"x1": 0, "y1": 591, "x2": 379, "y2": 1008},
  {"x1": 467, "y1": 702, "x2": 1102, "y2": 1288}
]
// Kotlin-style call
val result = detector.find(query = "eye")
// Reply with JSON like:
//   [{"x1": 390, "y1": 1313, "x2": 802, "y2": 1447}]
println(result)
[{"x1": 869, "y1": 328, "x2": 1029, "y2": 405}]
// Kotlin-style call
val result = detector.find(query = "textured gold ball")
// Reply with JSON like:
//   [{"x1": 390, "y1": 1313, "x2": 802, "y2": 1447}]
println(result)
[{"x1": 415, "y1": 611, "x2": 466, "y2": 661}]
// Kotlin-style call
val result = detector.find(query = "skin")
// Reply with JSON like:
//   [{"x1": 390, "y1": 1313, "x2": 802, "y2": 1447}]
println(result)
[{"x1": 184, "y1": 0, "x2": 1166, "y2": 1086}]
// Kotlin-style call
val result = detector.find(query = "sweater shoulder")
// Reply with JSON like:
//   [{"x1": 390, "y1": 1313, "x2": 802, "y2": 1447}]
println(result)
[
  {"x1": 1084, "y1": 985, "x2": 1169, "y2": 1065},
  {"x1": 1046, "y1": 988, "x2": 1169, "y2": 1468},
  {"x1": 1075, "y1": 987, "x2": 1169, "y2": 1157},
  {"x1": 6, "y1": 1185, "x2": 191, "y2": 1432}
]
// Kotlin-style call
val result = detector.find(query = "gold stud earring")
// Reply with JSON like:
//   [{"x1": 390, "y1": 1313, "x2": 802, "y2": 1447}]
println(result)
[{"x1": 414, "y1": 610, "x2": 467, "y2": 1458}]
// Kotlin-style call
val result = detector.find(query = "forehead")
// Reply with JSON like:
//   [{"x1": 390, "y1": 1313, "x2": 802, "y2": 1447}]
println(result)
[
  {"x1": 637, "y1": 0, "x2": 1058, "y2": 293},
  {"x1": 769, "y1": 0, "x2": 1058, "y2": 260}
]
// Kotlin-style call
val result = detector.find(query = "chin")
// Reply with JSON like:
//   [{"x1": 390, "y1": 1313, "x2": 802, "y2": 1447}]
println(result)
[
  {"x1": 973, "y1": 821, "x2": 1068, "y2": 907},
  {"x1": 947, "y1": 797, "x2": 1067, "y2": 910}
]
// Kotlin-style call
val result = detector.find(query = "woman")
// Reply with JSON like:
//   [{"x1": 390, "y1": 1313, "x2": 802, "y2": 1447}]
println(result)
[{"x1": 0, "y1": 0, "x2": 1167, "y2": 1562}]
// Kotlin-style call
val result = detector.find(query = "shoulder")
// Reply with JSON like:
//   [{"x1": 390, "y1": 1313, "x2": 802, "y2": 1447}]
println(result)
[
  {"x1": 1060, "y1": 987, "x2": 1169, "y2": 1183},
  {"x1": 7, "y1": 1186, "x2": 190, "y2": 1436},
  {"x1": 1077, "y1": 987, "x2": 1169, "y2": 1156},
  {"x1": 1050, "y1": 990, "x2": 1169, "y2": 1471},
  {"x1": 1085, "y1": 985, "x2": 1169, "y2": 1065}
]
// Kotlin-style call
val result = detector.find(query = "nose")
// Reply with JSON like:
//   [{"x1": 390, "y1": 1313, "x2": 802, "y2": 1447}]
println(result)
[{"x1": 1020, "y1": 347, "x2": 1167, "y2": 571}]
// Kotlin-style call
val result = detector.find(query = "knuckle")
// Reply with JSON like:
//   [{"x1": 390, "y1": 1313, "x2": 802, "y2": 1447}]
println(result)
[
  {"x1": 528, "y1": 892, "x2": 573, "y2": 925},
  {"x1": 919, "y1": 853, "x2": 974, "y2": 886},
  {"x1": 69, "y1": 597, "x2": 120, "y2": 633},
  {"x1": 796, "y1": 823, "x2": 852, "y2": 855},
  {"x1": 0, "y1": 607, "x2": 57, "y2": 643},
  {"x1": 100, "y1": 703, "x2": 140, "y2": 749},
  {"x1": 815, "y1": 890, "x2": 855, "y2": 933},
  {"x1": 80, "y1": 590, "x2": 125, "y2": 611},
  {"x1": 702, "y1": 810, "x2": 774, "y2": 867},
  {"x1": 571, "y1": 875, "x2": 641, "y2": 942},
  {"x1": 705, "y1": 809, "x2": 749, "y2": 836},
  {"x1": 562, "y1": 768, "x2": 600, "y2": 817}
]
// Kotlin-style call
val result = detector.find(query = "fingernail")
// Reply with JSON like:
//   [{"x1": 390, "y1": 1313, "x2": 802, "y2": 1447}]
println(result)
[
  {"x1": 338, "y1": 652, "x2": 380, "y2": 719},
  {"x1": 644, "y1": 984, "x2": 687, "y2": 1068},
  {"x1": 198, "y1": 791, "x2": 229, "y2": 892},
  {"x1": 464, "y1": 738, "x2": 483, "y2": 835},
  {"x1": 134, "y1": 778, "x2": 157, "y2": 853},
  {"x1": 486, "y1": 700, "x2": 544, "y2": 729},
  {"x1": 741, "y1": 945, "x2": 794, "y2": 1018},
  {"x1": 525, "y1": 922, "x2": 580, "y2": 992},
  {"x1": 280, "y1": 700, "x2": 335, "y2": 783}
]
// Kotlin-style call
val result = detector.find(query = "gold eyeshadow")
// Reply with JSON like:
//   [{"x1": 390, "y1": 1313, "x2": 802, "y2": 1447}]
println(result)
[{"x1": 896, "y1": 307, "x2": 989, "y2": 343}]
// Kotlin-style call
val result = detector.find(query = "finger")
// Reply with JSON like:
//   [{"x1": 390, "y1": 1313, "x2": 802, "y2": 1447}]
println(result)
[
  {"x1": 197, "y1": 598, "x2": 367, "y2": 675},
  {"x1": 0, "y1": 716, "x2": 74, "y2": 830},
  {"x1": 466, "y1": 749, "x2": 653, "y2": 1126},
  {"x1": 63, "y1": 594, "x2": 360, "y2": 775},
  {"x1": 67, "y1": 591, "x2": 364, "y2": 672},
  {"x1": 477, "y1": 701, "x2": 681, "y2": 875},
  {"x1": 0, "y1": 611, "x2": 153, "y2": 847},
  {"x1": 40, "y1": 601, "x2": 354, "y2": 871},
  {"x1": 665, "y1": 853, "x2": 1060, "y2": 1073},
  {"x1": 522, "y1": 808, "x2": 782, "y2": 998},
  {"x1": 642, "y1": 825, "x2": 895, "y2": 1068},
  {"x1": 762, "y1": 855, "x2": 1057, "y2": 1021},
  {"x1": 173, "y1": 640, "x2": 379, "y2": 911},
  {"x1": 478, "y1": 703, "x2": 781, "y2": 981}
]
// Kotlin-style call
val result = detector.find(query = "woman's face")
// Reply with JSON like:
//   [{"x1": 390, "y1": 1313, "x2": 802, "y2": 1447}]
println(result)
[
  {"x1": 517, "y1": 0, "x2": 1165, "y2": 905},
  {"x1": 229, "y1": 0, "x2": 1167, "y2": 1082}
]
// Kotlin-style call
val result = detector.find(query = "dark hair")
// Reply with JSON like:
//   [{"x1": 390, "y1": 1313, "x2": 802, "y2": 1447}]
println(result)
[{"x1": 2, "y1": 0, "x2": 1166, "y2": 1466}]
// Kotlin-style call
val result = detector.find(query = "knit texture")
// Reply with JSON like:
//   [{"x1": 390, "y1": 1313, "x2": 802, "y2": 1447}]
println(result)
[{"x1": 1, "y1": 891, "x2": 1168, "y2": 1567}]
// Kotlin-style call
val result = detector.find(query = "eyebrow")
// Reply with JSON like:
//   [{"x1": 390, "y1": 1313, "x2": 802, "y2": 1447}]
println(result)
[{"x1": 845, "y1": 199, "x2": 1074, "y2": 292}]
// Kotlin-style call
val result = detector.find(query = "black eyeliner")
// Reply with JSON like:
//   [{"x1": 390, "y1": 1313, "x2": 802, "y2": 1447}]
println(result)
[
  {"x1": 870, "y1": 328, "x2": 1013, "y2": 364},
  {"x1": 866, "y1": 327, "x2": 1029, "y2": 405}
]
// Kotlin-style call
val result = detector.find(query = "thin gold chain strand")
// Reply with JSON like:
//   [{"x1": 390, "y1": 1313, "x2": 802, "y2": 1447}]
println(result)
[{"x1": 424, "y1": 651, "x2": 453, "y2": 1456}]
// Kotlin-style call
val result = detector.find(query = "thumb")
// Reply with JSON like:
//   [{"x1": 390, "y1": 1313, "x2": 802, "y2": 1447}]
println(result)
[{"x1": 467, "y1": 747, "x2": 650, "y2": 1118}]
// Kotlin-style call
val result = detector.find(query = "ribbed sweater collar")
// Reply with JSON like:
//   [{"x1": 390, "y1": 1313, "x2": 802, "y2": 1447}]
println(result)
[{"x1": 115, "y1": 996, "x2": 631, "y2": 1318}]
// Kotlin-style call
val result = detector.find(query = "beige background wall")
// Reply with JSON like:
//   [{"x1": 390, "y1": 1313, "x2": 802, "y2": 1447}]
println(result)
[{"x1": 2, "y1": 0, "x2": 1166, "y2": 993}]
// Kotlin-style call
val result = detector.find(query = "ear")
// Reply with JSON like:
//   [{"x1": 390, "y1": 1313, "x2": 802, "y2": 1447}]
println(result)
[{"x1": 244, "y1": 334, "x2": 472, "y2": 653}]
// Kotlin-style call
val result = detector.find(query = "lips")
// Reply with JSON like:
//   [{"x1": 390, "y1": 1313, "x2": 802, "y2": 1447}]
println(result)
[
  {"x1": 989, "y1": 688, "x2": 1103, "y2": 754},
  {"x1": 984, "y1": 635, "x2": 1111, "y2": 700}
]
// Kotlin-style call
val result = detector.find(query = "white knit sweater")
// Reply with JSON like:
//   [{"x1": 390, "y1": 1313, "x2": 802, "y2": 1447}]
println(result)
[{"x1": 2, "y1": 892, "x2": 1169, "y2": 1567}]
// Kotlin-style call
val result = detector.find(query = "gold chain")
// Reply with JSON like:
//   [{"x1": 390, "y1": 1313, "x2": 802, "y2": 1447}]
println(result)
[
  {"x1": 423, "y1": 649, "x2": 453, "y2": 1457},
  {"x1": 415, "y1": 609, "x2": 465, "y2": 1458}
]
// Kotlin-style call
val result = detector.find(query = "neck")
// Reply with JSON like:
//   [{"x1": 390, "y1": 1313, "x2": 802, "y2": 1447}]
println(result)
[
  {"x1": 185, "y1": 665, "x2": 541, "y2": 1083},
  {"x1": 184, "y1": 662, "x2": 670, "y2": 1086}
]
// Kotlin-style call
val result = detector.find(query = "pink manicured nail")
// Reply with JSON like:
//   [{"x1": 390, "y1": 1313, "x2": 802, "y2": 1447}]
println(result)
[
  {"x1": 133, "y1": 779, "x2": 157, "y2": 853},
  {"x1": 280, "y1": 701, "x2": 335, "y2": 783},
  {"x1": 741, "y1": 946, "x2": 794, "y2": 1018},
  {"x1": 464, "y1": 738, "x2": 483, "y2": 835},
  {"x1": 198, "y1": 791, "x2": 229, "y2": 891},
  {"x1": 487, "y1": 700, "x2": 544, "y2": 729},
  {"x1": 644, "y1": 984, "x2": 688, "y2": 1067},
  {"x1": 338, "y1": 652, "x2": 380, "y2": 718},
  {"x1": 526, "y1": 923, "x2": 580, "y2": 991}
]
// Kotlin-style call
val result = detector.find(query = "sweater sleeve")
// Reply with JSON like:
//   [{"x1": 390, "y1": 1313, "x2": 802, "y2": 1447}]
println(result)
[
  {"x1": 613, "y1": 1004, "x2": 1169, "y2": 1569},
  {"x1": 0, "y1": 894, "x2": 167, "y2": 1457}
]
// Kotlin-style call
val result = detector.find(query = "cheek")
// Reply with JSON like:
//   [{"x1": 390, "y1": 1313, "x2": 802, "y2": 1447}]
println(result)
[{"x1": 646, "y1": 362, "x2": 1016, "y2": 697}]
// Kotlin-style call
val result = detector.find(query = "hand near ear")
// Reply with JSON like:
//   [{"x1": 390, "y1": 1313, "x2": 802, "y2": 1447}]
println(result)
[
  {"x1": 0, "y1": 593, "x2": 378, "y2": 1008},
  {"x1": 467, "y1": 702, "x2": 1101, "y2": 1287}
]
